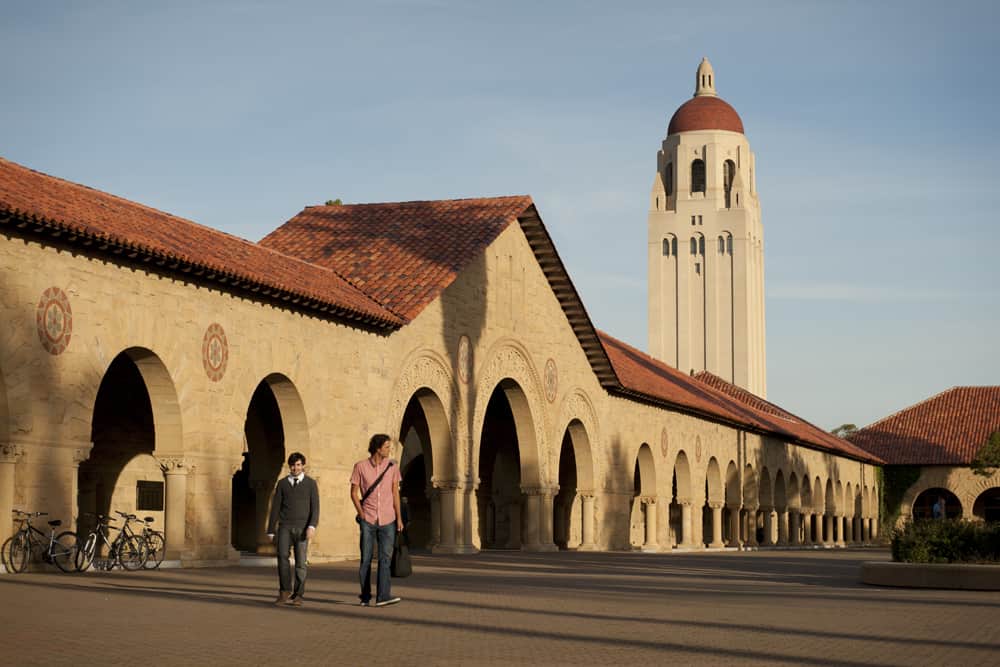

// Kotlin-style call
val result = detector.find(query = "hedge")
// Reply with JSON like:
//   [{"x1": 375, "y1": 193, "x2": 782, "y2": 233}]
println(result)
[{"x1": 891, "y1": 519, "x2": 1000, "y2": 564}]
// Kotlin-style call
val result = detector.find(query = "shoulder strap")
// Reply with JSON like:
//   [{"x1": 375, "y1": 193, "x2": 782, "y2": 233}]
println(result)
[{"x1": 360, "y1": 461, "x2": 394, "y2": 504}]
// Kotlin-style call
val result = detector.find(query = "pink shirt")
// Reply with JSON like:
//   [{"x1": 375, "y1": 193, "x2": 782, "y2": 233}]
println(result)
[{"x1": 350, "y1": 457, "x2": 401, "y2": 526}]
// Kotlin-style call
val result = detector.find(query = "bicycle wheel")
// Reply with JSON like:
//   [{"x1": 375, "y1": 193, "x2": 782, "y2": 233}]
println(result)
[
  {"x1": 76, "y1": 532, "x2": 97, "y2": 572},
  {"x1": 116, "y1": 535, "x2": 147, "y2": 571},
  {"x1": 52, "y1": 531, "x2": 79, "y2": 573},
  {"x1": 143, "y1": 532, "x2": 166, "y2": 569},
  {"x1": 6, "y1": 532, "x2": 31, "y2": 573},
  {"x1": 1, "y1": 536, "x2": 12, "y2": 572}
]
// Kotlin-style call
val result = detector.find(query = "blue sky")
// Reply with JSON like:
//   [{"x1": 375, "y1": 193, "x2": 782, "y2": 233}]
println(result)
[{"x1": 3, "y1": 1, "x2": 998, "y2": 430}]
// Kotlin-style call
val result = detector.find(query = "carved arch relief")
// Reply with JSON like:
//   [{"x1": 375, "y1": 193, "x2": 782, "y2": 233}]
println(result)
[
  {"x1": 386, "y1": 350, "x2": 460, "y2": 482},
  {"x1": 553, "y1": 388, "x2": 601, "y2": 493},
  {"x1": 472, "y1": 341, "x2": 549, "y2": 487}
]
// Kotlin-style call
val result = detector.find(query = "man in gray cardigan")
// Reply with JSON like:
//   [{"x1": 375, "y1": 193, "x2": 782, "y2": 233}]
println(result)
[{"x1": 267, "y1": 452, "x2": 320, "y2": 606}]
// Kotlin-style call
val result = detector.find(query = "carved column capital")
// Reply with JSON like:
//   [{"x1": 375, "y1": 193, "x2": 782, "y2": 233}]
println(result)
[
  {"x1": 158, "y1": 456, "x2": 194, "y2": 475},
  {"x1": 432, "y1": 479, "x2": 462, "y2": 492},
  {"x1": 0, "y1": 443, "x2": 24, "y2": 464},
  {"x1": 72, "y1": 446, "x2": 93, "y2": 465},
  {"x1": 520, "y1": 485, "x2": 558, "y2": 498},
  {"x1": 708, "y1": 501, "x2": 725, "y2": 510}
]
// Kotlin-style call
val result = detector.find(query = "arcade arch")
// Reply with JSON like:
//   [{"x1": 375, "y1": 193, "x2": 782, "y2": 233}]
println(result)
[
  {"x1": 912, "y1": 488, "x2": 962, "y2": 520},
  {"x1": 231, "y1": 373, "x2": 309, "y2": 554},
  {"x1": 671, "y1": 451, "x2": 693, "y2": 547},
  {"x1": 702, "y1": 457, "x2": 724, "y2": 548},
  {"x1": 631, "y1": 443, "x2": 657, "y2": 550},
  {"x1": 973, "y1": 487, "x2": 1000, "y2": 522},
  {"x1": 553, "y1": 419, "x2": 595, "y2": 550}
]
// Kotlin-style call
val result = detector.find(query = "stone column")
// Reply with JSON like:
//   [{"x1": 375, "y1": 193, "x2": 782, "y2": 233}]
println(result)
[
  {"x1": 744, "y1": 505, "x2": 758, "y2": 547},
  {"x1": 250, "y1": 479, "x2": 276, "y2": 554},
  {"x1": 426, "y1": 484, "x2": 441, "y2": 549},
  {"x1": 802, "y1": 513, "x2": 812, "y2": 545},
  {"x1": 870, "y1": 518, "x2": 878, "y2": 542},
  {"x1": 0, "y1": 443, "x2": 23, "y2": 545},
  {"x1": 519, "y1": 487, "x2": 557, "y2": 552},
  {"x1": 432, "y1": 481, "x2": 459, "y2": 553},
  {"x1": 777, "y1": 508, "x2": 789, "y2": 546},
  {"x1": 788, "y1": 510, "x2": 800, "y2": 546},
  {"x1": 679, "y1": 501, "x2": 695, "y2": 547},
  {"x1": 823, "y1": 514, "x2": 833, "y2": 546},
  {"x1": 761, "y1": 506, "x2": 775, "y2": 546},
  {"x1": 708, "y1": 502, "x2": 725, "y2": 548},
  {"x1": 159, "y1": 457, "x2": 193, "y2": 561},
  {"x1": 726, "y1": 503, "x2": 740, "y2": 547},
  {"x1": 837, "y1": 516, "x2": 846, "y2": 547},
  {"x1": 643, "y1": 497, "x2": 658, "y2": 551},
  {"x1": 580, "y1": 493, "x2": 596, "y2": 550}
]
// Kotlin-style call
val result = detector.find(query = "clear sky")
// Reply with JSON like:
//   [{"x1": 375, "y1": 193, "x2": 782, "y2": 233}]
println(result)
[{"x1": 3, "y1": 1, "x2": 998, "y2": 430}]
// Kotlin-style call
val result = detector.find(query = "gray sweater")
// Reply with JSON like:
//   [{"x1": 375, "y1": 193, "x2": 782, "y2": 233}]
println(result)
[{"x1": 267, "y1": 476, "x2": 320, "y2": 533}]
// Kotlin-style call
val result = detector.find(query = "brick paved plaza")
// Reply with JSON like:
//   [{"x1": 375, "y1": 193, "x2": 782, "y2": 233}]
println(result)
[{"x1": 1, "y1": 549, "x2": 997, "y2": 666}]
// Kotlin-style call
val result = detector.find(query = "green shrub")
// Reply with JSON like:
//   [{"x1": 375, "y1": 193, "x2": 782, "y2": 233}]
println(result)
[{"x1": 891, "y1": 519, "x2": 1000, "y2": 563}]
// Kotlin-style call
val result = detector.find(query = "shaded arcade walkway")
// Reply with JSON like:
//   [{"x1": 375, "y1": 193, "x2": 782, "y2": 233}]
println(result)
[{"x1": 1, "y1": 550, "x2": 997, "y2": 666}]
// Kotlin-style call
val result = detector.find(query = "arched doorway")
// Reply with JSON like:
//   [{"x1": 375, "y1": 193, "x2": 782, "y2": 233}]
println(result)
[
  {"x1": 703, "y1": 458, "x2": 723, "y2": 548},
  {"x1": 671, "y1": 451, "x2": 693, "y2": 547},
  {"x1": 553, "y1": 420, "x2": 595, "y2": 550},
  {"x1": 231, "y1": 374, "x2": 307, "y2": 555},
  {"x1": 631, "y1": 444, "x2": 657, "y2": 550},
  {"x1": 79, "y1": 349, "x2": 179, "y2": 550},
  {"x1": 478, "y1": 381, "x2": 540, "y2": 550},
  {"x1": 912, "y1": 488, "x2": 962, "y2": 520},
  {"x1": 758, "y1": 467, "x2": 773, "y2": 545},
  {"x1": 774, "y1": 470, "x2": 787, "y2": 545},
  {"x1": 742, "y1": 465, "x2": 757, "y2": 546},
  {"x1": 973, "y1": 488, "x2": 1000, "y2": 522},
  {"x1": 398, "y1": 389, "x2": 450, "y2": 551},
  {"x1": 724, "y1": 461, "x2": 740, "y2": 546}
]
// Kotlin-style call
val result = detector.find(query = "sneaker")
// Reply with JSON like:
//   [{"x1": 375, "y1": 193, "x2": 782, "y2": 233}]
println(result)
[
  {"x1": 286, "y1": 596, "x2": 303, "y2": 607},
  {"x1": 374, "y1": 597, "x2": 401, "y2": 607},
  {"x1": 359, "y1": 600, "x2": 371, "y2": 607}
]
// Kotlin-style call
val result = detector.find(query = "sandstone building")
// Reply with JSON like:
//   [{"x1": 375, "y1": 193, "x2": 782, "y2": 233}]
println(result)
[{"x1": 0, "y1": 62, "x2": 880, "y2": 567}]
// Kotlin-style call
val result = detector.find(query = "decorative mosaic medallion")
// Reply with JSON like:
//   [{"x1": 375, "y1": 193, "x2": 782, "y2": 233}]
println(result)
[
  {"x1": 457, "y1": 335, "x2": 471, "y2": 384},
  {"x1": 36, "y1": 287, "x2": 73, "y2": 355},
  {"x1": 544, "y1": 358, "x2": 558, "y2": 403},
  {"x1": 695, "y1": 436, "x2": 703, "y2": 463},
  {"x1": 201, "y1": 323, "x2": 229, "y2": 382},
  {"x1": 660, "y1": 428, "x2": 669, "y2": 459}
]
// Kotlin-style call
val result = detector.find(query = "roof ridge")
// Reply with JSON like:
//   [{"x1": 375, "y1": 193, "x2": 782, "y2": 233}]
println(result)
[
  {"x1": 856, "y1": 386, "x2": 963, "y2": 432},
  {"x1": 303, "y1": 194, "x2": 532, "y2": 209}
]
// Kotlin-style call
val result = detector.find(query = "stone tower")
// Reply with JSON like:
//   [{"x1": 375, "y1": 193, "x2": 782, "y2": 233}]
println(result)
[{"x1": 647, "y1": 58, "x2": 766, "y2": 396}]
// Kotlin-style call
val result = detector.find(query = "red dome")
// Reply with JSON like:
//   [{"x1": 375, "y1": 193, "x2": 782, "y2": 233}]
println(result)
[{"x1": 667, "y1": 96, "x2": 744, "y2": 135}]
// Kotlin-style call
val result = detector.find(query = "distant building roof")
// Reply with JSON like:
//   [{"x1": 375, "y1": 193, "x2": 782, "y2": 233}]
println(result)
[
  {"x1": 849, "y1": 387, "x2": 1000, "y2": 465},
  {"x1": 598, "y1": 331, "x2": 880, "y2": 463},
  {"x1": 0, "y1": 156, "x2": 401, "y2": 329}
]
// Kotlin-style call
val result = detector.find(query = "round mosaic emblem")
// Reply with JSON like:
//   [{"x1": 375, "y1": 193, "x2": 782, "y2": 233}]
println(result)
[
  {"x1": 36, "y1": 287, "x2": 73, "y2": 355},
  {"x1": 457, "y1": 335, "x2": 471, "y2": 384},
  {"x1": 660, "y1": 428, "x2": 669, "y2": 459},
  {"x1": 201, "y1": 323, "x2": 229, "y2": 382},
  {"x1": 544, "y1": 358, "x2": 558, "y2": 403}
]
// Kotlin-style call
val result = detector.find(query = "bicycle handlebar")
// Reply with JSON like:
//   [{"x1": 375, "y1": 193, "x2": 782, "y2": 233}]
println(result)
[{"x1": 11, "y1": 509, "x2": 47, "y2": 517}]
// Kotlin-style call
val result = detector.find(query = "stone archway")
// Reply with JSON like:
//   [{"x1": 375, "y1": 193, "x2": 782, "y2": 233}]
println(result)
[
  {"x1": 724, "y1": 461, "x2": 740, "y2": 546},
  {"x1": 231, "y1": 374, "x2": 308, "y2": 555},
  {"x1": 671, "y1": 450, "x2": 694, "y2": 547},
  {"x1": 823, "y1": 478, "x2": 835, "y2": 545},
  {"x1": 800, "y1": 475, "x2": 814, "y2": 545},
  {"x1": 477, "y1": 379, "x2": 550, "y2": 551},
  {"x1": 78, "y1": 348, "x2": 182, "y2": 558},
  {"x1": 398, "y1": 388, "x2": 453, "y2": 551},
  {"x1": 631, "y1": 443, "x2": 657, "y2": 550},
  {"x1": 742, "y1": 464, "x2": 757, "y2": 546},
  {"x1": 553, "y1": 419, "x2": 596, "y2": 550},
  {"x1": 973, "y1": 487, "x2": 1000, "y2": 522},
  {"x1": 773, "y1": 470, "x2": 787, "y2": 545},
  {"x1": 913, "y1": 487, "x2": 962, "y2": 520},
  {"x1": 786, "y1": 472, "x2": 801, "y2": 545},
  {"x1": 757, "y1": 467, "x2": 773, "y2": 545},
  {"x1": 702, "y1": 457, "x2": 724, "y2": 548}
]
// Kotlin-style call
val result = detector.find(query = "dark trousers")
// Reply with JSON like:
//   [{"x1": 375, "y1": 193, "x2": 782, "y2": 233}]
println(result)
[
  {"x1": 276, "y1": 524, "x2": 308, "y2": 597},
  {"x1": 359, "y1": 520, "x2": 395, "y2": 603}
]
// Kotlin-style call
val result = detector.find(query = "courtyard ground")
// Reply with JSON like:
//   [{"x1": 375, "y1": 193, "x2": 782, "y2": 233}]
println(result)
[{"x1": 0, "y1": 548, "x2": 997, "y2": 666}]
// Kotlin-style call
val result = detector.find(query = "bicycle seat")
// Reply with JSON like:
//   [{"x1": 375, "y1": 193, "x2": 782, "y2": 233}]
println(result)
[
  {"x1": 144, "y1": 517, "x2": 155, "y2": 523},
  {"x1": 48, "y1": 520, "x2": 62, "y2": 527}
]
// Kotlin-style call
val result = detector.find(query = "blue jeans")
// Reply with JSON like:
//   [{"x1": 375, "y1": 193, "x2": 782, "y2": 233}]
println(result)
[{"x1": 359, "y1": 520, "x2": 395, "y2": 603}]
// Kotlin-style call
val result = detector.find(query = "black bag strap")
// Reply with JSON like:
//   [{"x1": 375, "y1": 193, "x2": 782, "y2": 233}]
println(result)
[{"x1": 360, "y1": 461, "x2": 394, "y2": 504}]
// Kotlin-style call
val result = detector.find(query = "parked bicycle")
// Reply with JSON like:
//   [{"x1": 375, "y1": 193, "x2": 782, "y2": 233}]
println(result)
[
  {"x1": 1, "y1": 510, "x2": 78, "y2": 573},
  {"x1": 75, "y1": 511, "x2": 148, "y2": 571},
  {"x1": 137, "y1": 516, "x2": 166, "y2": 569}
]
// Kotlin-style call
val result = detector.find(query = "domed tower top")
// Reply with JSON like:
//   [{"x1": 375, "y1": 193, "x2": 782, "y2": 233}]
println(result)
[{"x1": 667, "y1": 58, "x2": 744, "y2": 135}]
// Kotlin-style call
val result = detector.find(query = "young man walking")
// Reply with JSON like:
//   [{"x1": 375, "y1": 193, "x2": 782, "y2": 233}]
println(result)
[
  {"x1": 350, "y1": 433, "x2": 403, "y2": 607},
  {"x1": 267, "y1": 452, "x2": 319, "y2": 607}
]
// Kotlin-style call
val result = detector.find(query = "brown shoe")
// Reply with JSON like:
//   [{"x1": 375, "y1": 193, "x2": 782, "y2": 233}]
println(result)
[
  {"x1": 273, "y1": 591, "x2": 291, "y2": 605},
  {"x1": 285, "y1": 596, "x2": 303, "y2": 607}
]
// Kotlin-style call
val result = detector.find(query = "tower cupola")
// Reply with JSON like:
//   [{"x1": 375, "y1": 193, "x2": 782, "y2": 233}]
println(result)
[{"x1": 694, "y1": 57, "x2": 717, "y2": 97}]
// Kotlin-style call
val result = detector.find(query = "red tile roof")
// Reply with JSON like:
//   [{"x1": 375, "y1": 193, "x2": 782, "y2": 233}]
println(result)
[
  {"x1": 260, "y1": 196, "x2": 534, "y2": 321},
  {"x1": 597, "y1": 330, "x2": 879, "y2": 462},
  {"x1": 849, "y1": 387, "x2": 1000, "y2": 465},
  {"x1": 0, "y1": 157, "x2": 401, "y2": 328}
]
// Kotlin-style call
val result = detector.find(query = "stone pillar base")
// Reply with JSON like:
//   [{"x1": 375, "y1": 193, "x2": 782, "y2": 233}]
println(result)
[
  {"x1": 432, "y1": 544, "x2": 480, "y2": 555},
  {"x1": 521, "y1": 543, "x2": 559, "y2": 553}
]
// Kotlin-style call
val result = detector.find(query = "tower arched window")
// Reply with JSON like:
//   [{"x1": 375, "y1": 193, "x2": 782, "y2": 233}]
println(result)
[
  {"x1": 726, "y1": 233, "x2": 733, "y2": 255},
  {"x1": 698, "y1": 235, "x2": 705, "y2": 255},
  {"x1": 723, "y1": 159, "x2": 736, "y2": 208},
  {"x1": 690, "y1": 237, "x2": 697, "y2": 255},
  {"x1": 665, "y1": 163, "x2": 673, "y2": 197},
  {"x1": 691, "y1": 159, "x2": 705, "y2": 194},
  {"x1": 718, "y1": 236, "x2": 725, "y2": 254},
  {"x1": 662, "y1": 235, "x2": 678, "y2": 257}
]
